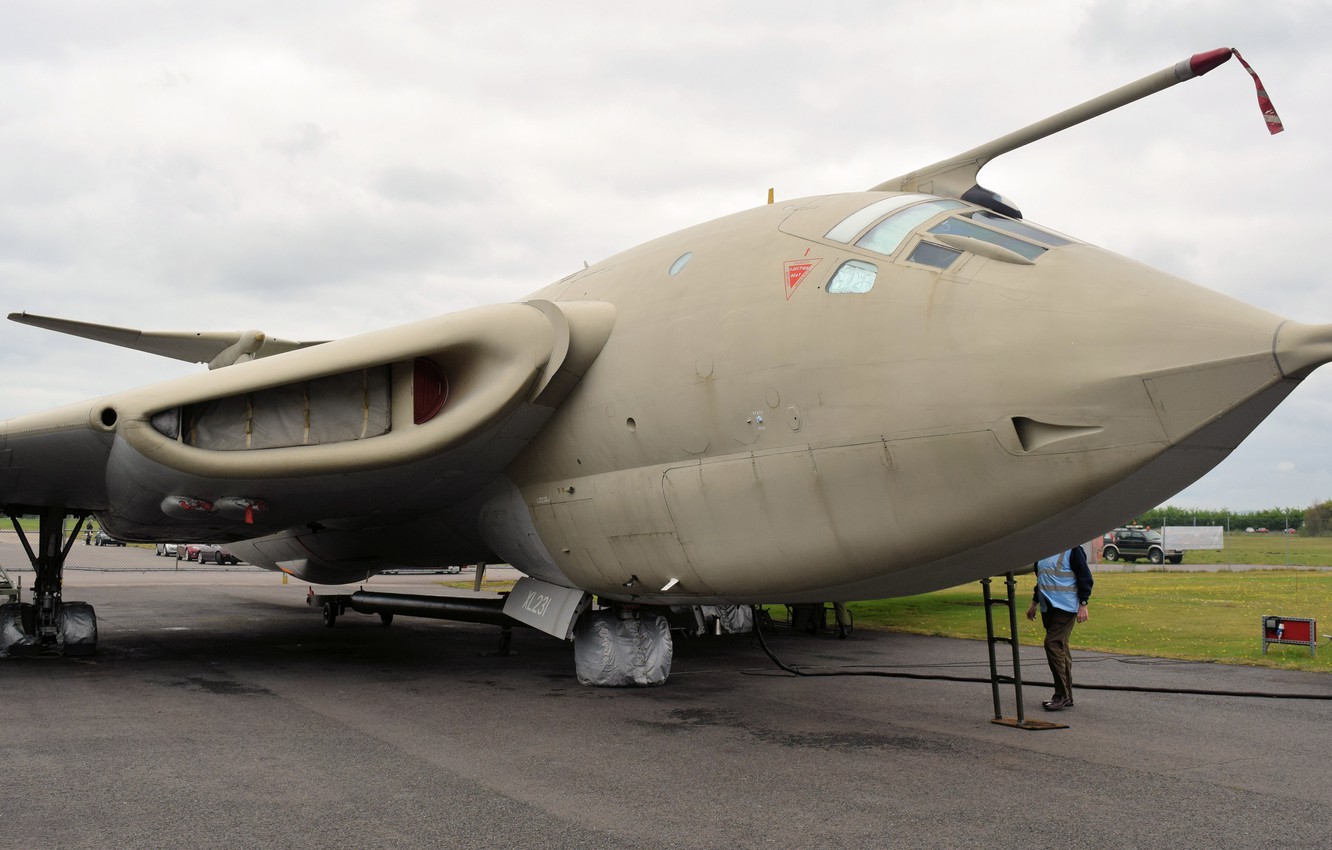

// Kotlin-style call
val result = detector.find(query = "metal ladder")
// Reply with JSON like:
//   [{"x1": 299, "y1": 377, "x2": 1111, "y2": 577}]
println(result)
[{"x1": 982, "y1": 573, "x2": 1066, "y2": 730}]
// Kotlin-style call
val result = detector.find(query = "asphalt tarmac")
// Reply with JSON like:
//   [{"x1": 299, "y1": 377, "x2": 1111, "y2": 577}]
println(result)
[{"x1": 2, "y1": 544, "x2": 1330, "y2": 849}]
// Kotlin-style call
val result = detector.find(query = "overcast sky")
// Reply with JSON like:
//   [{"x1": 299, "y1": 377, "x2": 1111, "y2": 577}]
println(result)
[{"x1": 3, "y1": 1, "x2": 1331, "y2": 511}]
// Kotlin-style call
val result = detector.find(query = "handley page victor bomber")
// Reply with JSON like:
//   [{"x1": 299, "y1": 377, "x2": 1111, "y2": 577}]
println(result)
[{"x1": 0, "y1": 49, "x2": 1316, "y2": 683}]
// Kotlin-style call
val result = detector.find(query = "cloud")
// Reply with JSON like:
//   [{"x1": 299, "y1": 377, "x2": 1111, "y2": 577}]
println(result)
[{"x1": 264, "y1": 122, "x2": 337, "y2": 159}]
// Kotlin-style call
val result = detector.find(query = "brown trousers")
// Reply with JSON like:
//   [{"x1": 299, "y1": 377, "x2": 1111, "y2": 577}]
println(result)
[{"x1": 1040, "y1": 607, "x2": 1077, "y2": 697}]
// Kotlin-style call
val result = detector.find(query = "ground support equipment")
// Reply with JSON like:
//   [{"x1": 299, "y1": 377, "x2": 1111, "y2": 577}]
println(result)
[{"x1": 983, "y1": 573, "x2": 1065, "y2": 730}]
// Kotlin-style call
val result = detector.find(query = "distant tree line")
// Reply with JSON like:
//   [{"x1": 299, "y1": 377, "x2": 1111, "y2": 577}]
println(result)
[
  {"x1": 1129, "y1": 504, "x2": 1330, "y2": 534},
  {"x1": 1302, "y1": 501, "x2": 1332, "y2": 536}
]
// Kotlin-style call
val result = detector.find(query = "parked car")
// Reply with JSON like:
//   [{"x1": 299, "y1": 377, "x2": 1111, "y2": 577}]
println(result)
[
  {"x1": 1102, "y1": 526, "x2": 1183, "y2": 564},
  {"x1": 183, "y1": 543, "x2": 213, "y2": 562},
  {"x1": 94, "y1": 530, "x2": 126, "y2": 546},
  {"x1": 155, "y1": 543, "x2": 179, "y2": 557}
]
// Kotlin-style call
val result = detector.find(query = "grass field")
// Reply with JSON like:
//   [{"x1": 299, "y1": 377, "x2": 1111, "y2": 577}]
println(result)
[
  {"x1": 450, "y1": 568, "x2": 1332, "y2": 673},
  {"x1": 440, "y1": 579, "x2": 524, "y2": 594},
  {"x1": 1158, "y1": 530, "x2": 1332, "y2": 567},
  {"x1": 832, "y1": 570, "x2": 1332, "y2": 672}
]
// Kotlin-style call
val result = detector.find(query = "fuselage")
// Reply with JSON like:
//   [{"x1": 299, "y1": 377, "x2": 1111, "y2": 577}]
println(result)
[
  {"x1": 482, "y1": 191, "x2": 1297, "y2": 603},
  {"x1": 2, "y1": 191, "x2": 1312, "y2": 606}
]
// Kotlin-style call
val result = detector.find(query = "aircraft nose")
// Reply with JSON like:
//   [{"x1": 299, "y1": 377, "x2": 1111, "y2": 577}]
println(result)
[{"x1": 1274, "y1": 321, "x2": 1332, "y2": 379}]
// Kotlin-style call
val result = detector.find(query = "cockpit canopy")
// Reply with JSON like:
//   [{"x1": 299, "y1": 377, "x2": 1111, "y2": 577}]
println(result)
[
  {"x1": 817, "y1": 192, "x2": 1077, "y2": 294},
  {"x1": 826, "y1": 193, "x2": 1072, "y2": 268}
]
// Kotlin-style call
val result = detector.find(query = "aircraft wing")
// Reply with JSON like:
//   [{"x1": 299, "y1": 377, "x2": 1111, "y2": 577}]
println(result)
[
  {"x1": 8, "y1": 311, "x2": 323, "y2": 369},
  {"x1": 1, "y1": 299, "x2": 615, "y2": 580}
]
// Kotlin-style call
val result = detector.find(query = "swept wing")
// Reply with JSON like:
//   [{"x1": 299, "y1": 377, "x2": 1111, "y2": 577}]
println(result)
[{"x1": 8, "y1": 311, "x2": 321, "y2": 369}]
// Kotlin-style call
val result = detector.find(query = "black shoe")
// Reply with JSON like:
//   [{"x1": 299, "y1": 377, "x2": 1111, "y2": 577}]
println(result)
[{"x1": 1041, "y1": 696, "x2": 1072, "y2": 711}]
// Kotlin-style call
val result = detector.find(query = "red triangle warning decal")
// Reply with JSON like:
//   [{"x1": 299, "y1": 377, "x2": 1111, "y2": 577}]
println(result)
[{"x1": 783, "y1": 258, "x2": 821, "y2": 300}]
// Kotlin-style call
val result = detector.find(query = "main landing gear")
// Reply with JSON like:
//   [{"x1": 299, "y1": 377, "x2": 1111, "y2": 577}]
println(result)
[
  {"x1": 0, "y1": 508, "x2": 98, "y2": 658},
  {"x1": 573, "y1": 607, "x2": 673, "y2": 687}
]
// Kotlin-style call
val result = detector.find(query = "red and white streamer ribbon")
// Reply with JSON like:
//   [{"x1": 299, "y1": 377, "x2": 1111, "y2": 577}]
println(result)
[{"x1": 1231, "y1": 48, "x2": 1284, "y2": 134}]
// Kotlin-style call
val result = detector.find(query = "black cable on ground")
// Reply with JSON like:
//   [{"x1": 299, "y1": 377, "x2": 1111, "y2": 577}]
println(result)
[{"x1": 748, "y1": 606, "x2": 1332, "y2": 701}]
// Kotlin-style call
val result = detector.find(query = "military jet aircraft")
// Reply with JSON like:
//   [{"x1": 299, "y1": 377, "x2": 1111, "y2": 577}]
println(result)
[{"x1": 0, "y1": 48, "x2": 1315, "y2": 683}]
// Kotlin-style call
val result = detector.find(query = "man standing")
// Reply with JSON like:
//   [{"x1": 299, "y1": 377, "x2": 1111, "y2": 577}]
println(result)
[{"x1": 1025, "y1": 546, "x2": 1092, "y2": 711}]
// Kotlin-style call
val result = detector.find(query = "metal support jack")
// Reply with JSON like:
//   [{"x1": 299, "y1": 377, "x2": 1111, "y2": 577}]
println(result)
[
  {"x1": 982, "y1": 573, "x2": 1065, "y2": 730},
  {"x1": 480, "y1": 624, "x2": 516, "y2": 658}
]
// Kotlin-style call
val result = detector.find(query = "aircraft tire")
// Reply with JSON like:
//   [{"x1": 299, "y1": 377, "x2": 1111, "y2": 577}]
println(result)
[{"x1": 322, "y1": 601, "x2": 337, "y2": 627}]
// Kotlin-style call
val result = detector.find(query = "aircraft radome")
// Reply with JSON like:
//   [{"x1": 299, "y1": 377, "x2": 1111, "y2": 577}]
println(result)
[{"x1": 0, "y1": 48, "x2": 1317, "y2": 685}]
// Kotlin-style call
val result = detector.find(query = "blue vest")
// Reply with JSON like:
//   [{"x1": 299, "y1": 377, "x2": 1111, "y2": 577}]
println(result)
[{"x1": 1035, "y1": 551, "x2": 1079, "y2": 614}]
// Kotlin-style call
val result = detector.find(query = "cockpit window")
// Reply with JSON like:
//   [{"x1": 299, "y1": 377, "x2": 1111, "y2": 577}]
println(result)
[
  {"x1": 928, "y1": 216, "x2": 1047, "y2": 260},
  {"x1": 855, "y1": 200, "x2": 966, "y2": 256},
  {"x1": 826, "y1": 260, "x2": 878, "y2": 293},
  {"x1": 824, "y1": 194, "x2": 937, "y2": 243},
  {"x1": 967, "y1": 212, "x2": 1072, "y2": 247},
  {"x1": 907, "y1": 242, "x2": 962, "y2": 269}
]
